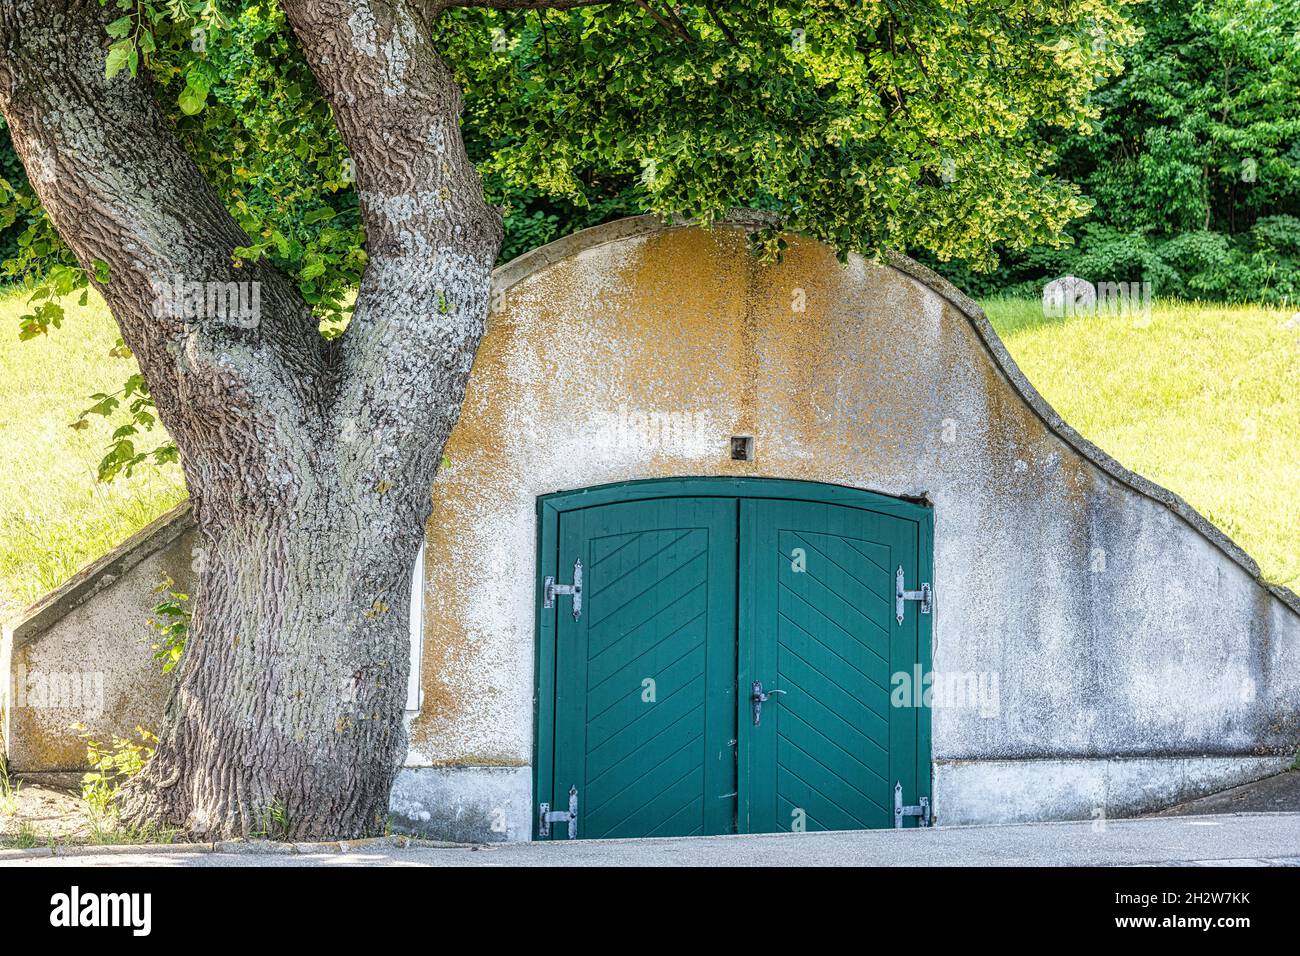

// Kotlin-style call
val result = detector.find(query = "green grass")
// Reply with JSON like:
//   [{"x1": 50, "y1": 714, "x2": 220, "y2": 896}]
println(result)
[
  {"x1": 0, "y1": 289, "x2": 186, "y2": 620},
  {"x1": 0, "y1": 756, "x2": 18, "y2": 817},
  {"x1": 0, "y1": 821, "x2": 46, "y2": 850},
  {"x1": 0, "y1": 289, "x2": 1295, "y2": 620},
  {"x1": 982, "y1": 297, "x2": 1299, "y2": 591}
]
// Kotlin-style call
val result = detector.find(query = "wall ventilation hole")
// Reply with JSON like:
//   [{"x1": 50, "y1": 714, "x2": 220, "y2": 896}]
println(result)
[{"x1": 731, "y1": 435, "x2": 755, "y2": 462}]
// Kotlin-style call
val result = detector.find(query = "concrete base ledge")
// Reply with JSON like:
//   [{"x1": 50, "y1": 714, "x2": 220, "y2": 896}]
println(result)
[
  {"x1": 934, "y1": 754, "x2": 1295, "y2": 826},
  {"x1": 389, "y1": 758, "x2": 1299, "y2": 841},
  {"x1": 389, "y1": 765, "x2": 533, "y2": 842},
  {"x1": 0, "y1": 834, "x2": 473, "y2": 862}
]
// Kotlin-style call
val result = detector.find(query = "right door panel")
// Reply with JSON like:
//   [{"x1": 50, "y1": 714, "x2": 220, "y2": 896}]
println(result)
[{"x1": 739, "y1": 498, "x2": 923, "y2": 833}]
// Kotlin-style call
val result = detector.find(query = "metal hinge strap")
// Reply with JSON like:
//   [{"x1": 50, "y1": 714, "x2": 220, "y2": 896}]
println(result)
[
  {"x1": 894, "y1": 781, "x2": 931, "y2": 828},
  {"x1": 538, "y1": 785, "x2": 578, "y2": 839},
  {"x1": 895, "y1": 565, "x2": 932, "y2": 625},
  {"x1": 543, "y1": 559, "x2": 583, "y2": 621}
]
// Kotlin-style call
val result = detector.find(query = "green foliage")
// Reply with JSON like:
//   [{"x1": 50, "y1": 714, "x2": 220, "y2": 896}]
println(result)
[
  {"x1": 148, "y1": 575, "x2": 191, "y2": 673},
  {"x1": 75, "y1": 724, "x2": 157, "y2": 817},
  {"x1": 252, "y1": 798, "x2": 290, "y2": 840},
  {"x1": 1, "y1": 0, "x2": 1138, "y2": 475},
  {"x1": 943, "y1": 0, "x2": 1300, "y2": 301},
  {"x1": 450, "y1": 0, "x2": 1135, "y2": 268}
]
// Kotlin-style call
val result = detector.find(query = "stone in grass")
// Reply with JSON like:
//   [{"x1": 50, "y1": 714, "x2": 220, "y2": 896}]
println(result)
[{"x1": 1042, "y1": 275, "x2": 1096, "y2": 318}]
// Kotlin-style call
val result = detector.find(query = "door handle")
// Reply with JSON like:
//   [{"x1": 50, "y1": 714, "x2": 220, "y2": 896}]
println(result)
[{"x1": 752, "y1": 680, "x2": 786, "y2": 726}]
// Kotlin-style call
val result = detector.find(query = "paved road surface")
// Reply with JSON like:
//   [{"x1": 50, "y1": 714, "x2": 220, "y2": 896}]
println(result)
[{"x1": 3, "y1": 813, "x2": 1299, "y2": 867}]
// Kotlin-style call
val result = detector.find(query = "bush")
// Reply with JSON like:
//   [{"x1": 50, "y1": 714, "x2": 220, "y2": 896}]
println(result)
[
  {"x1": 75, "y1": 724, "x2": 157, "y2": 818},
  {"x1": 928, "y1": 0, "x2": 1300, "y2": 302}
]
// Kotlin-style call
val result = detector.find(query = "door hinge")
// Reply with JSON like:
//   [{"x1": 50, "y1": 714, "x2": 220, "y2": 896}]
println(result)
[
  {"x1": 895, "y1": 566, "x2": 932, "y2": 625},
  {"x1": 543, "y1": 559, "x2": 583, "y2": 621},
  {"x1": 538, "y1": 785, "x2": 578, "y2": 839},
  {"x1": 894, "y1": 781, "x2": 931, "y2": 828}
]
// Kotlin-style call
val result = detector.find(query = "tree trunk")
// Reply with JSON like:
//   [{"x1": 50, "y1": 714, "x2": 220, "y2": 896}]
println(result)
[
  {"x1": 0, "y1": 0, "x2": 502, "y2": 838},
  {"x1": 131, "y1": 488, "x2": 425, "y2": 840}
]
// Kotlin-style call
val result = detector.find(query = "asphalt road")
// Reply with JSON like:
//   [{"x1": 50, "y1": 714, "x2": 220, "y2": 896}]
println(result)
[{"x1": 3, "y1": 813, "x2": 1299, "y2": 867}]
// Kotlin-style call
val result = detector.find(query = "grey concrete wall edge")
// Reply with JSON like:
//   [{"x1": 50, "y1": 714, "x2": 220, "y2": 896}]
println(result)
[
  {"x1": 882, "y1": 248, "x2": 1300, "y2": 619},
  {"x1": 3, "y1": 502, "x2": 195, "y2": 649},
  {"x1": 491, "y1": 211, "x2": 1300, "y2": 620}
]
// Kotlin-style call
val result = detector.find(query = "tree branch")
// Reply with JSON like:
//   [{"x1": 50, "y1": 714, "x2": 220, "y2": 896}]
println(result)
[
  {"x1": 633, "y1": 0, "x2": 694, "y2": 42},
  {"x1": 704, "y1": 1, "x2": 739, "y2": 46},
  {"x1": 279, "y1": 0, "x2": 504, "y2": 474},
  {"x1": 0, "y1": 0, "x2": 327, "y2": 493}
]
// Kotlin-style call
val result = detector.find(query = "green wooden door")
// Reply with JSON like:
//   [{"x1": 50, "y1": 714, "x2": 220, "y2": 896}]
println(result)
[
  {"x1": 548, "y1": 498, "x2": 738, "y2": 839},
  {"x1": 738, "y1": 499, "x2": 923, "y2": 833},
  {"x1": 536, "y1": 479, "x2": 931, "y2": 841}
]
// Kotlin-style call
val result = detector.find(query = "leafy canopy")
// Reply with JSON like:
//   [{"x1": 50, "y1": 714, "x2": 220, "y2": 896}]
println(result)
[
  {"x1": 0, "y1": 0, "x2": 1137, "y2": 477},
  {"x1": 943, "y1": 0, "x2": 1300, "y2": 301}
]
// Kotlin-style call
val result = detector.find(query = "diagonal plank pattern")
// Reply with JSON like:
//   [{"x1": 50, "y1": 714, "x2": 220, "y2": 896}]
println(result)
[
  {"x1": 765, "y1": 525, "x2": 903, "y2": 831},
  {"x1": 544, "y1": 486, "x2": 926, "y2": 840},
  {"x1": 581, "y1": 526, "x2": 714, "y2": 838}
]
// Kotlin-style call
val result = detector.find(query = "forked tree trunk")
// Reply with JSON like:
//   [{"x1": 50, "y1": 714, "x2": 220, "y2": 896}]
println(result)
[{"x1": 0, "y1": 0, "x2": 503, "y2": 838}]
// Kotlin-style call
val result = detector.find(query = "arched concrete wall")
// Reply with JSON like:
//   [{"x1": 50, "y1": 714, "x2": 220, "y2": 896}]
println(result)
[
  {"x1": 5, "y1": 215, "x2": 1297, "y2": 840},
  {"x1": 400, "y1": 215, "x2": 1299, "y2": 835}
]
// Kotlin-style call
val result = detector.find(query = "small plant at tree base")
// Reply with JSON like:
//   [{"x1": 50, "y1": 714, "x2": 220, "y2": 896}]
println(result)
[
  {"x1": 253, "y1": 799, "x2": 291, "y2": 841},
  {"x1": 2, "y1": 821, "x2": 44, "y2": 850},
  {"x1": 74, "y1": 724, "x2": 157, "y2": 818},
  {"x1": 147, "y1": 575, "x2": 190, "y2": 673}
]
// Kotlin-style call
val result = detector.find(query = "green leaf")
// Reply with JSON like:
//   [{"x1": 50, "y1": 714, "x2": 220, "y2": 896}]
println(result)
[
  {"x1": 105, "y1": 44, "x2": 131, "y2": 81},
  {"x1": 105, "y1": 16, "x2": 133, "y2": 39},
  {"x1": 178, "y1": 84, "x2": 207, "y2": 116}
]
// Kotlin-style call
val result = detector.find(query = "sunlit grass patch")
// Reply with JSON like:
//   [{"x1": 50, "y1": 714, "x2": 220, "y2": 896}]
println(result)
[
  {"x1": 983, "y1": 296, "x2": 1299, "y2": 591},
  {"x1": 0, "y1": 287, "x2": 186, "y2": 620}
]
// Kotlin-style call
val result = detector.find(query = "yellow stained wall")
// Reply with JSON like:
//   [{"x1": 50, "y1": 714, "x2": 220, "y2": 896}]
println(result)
[{"x1": 408, "y1": 223, "x2": 1082, "y2": 766}]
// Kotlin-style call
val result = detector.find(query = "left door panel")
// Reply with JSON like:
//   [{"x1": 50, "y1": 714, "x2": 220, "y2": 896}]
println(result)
[{"x1": 545, "y1": 497, "x2": 738, "y2": 839}]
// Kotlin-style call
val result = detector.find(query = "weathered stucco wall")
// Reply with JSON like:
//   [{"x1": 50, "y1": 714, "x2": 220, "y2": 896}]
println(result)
[
  {"x1": 401, "y1": 216, "x2": 1299, "y2": 832},
  {"x1": 5, "y1": 216, "x2": 1297, "y2": 838},
  {"x1": 1, "y1": 505, "x2": 194, "y2": 777}
]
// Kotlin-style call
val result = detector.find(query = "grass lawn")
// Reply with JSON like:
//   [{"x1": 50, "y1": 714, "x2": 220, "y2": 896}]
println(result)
[
  {"x1": 0, "y1": 291, "x2": 186, "y2": 620},
  {"x1": 0, "y1": 288, "x2": 1295, "y2": 620},
  {"x1": 981, "y1": 297, "x2": 1298, "y2": 592}
]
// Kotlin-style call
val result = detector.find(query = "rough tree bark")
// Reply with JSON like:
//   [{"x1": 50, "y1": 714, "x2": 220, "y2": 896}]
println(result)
[{"x1": 0, "y1": 0, "x2": 503, "y2": 838}]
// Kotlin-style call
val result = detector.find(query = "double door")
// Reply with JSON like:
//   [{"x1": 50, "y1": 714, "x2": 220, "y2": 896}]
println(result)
[{"x1": 534, "y1": 479, "x2": 931, "y2": 839}]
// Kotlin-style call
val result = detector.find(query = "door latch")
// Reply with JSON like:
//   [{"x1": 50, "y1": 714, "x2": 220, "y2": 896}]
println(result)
[
  {"x1": 894, "y1": 781, "x2": 931, "y2": 828},
  {"x1": 751, "y1": 679, "x2": 786, "y2": 726},
  {"x1": 543, "y1": 559, "x2": 583, "y2": 621},
  {"x1": 538, "y1": 785, "x2": 578, "y2": 839},
  {"x1": 895, "y1": 566, "x2": 932, "y2": 625}
]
